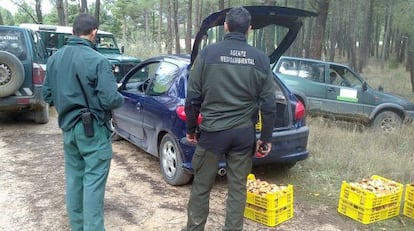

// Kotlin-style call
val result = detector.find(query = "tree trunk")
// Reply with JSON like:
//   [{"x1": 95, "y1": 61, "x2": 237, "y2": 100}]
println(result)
[
  {"x1": 94, "y1": 0, "x2": 100, "y2": 25},
  {"x1": 144, "y1": 9, "x2": 149, "y2": 41},
  {"x1": 122, "y1": 16, "x2": 127, "y2": 41},
  {"x1": 263, "y1": 0, "x2": 276, "y2": 55},
  {"x1": 64, "y1": 0, "x2": 69, "y2": 25},
  {"x1": 374, "y1": 15, "x2": 380, "y2": 58},
  {"x1": 219, "y1": 0, "x2": 224, "y2": 9},
  {"x1": 408, "y1": 36, "x2": 414, "y2": 92},
  {"x1": 357, "y1": 0, "x2": 374, "y2": 73},
  {"x1": 166, "y1": 0, "x2": 172, "y2": 54},
  {"x1": 80, "y1": 0, "x2": 88, "y2": 13},
  {"x1": 293, "y1": 0, "x2": 305, "y2": 57},
  {"x1": 309, "y1": 0, "x2": 329, "y2": 60},
  {"x1": 56, "y1": 0, "x2": 65, "y2": 26},
  {"x1": 35, "y1": 0, "x2": 43, "y2": 24},
  {"x1": 194, "y1": 0, "x2": 201, "y2": 32},
  {"x1": 381, "y1": 3, "x2": 392, "y2": 67},
  {"x1": 158, "y1": 0, "x2": 163, "y2": 53},
  {"x1": 0, "y1": 12, "x2": 3, "y2": 25},
  {"x1": 173, "y1": 0, "x2": 180, "y2": 54},
  {"x1": 185, "y1": 0, "x2": 192, "y2": 54},
  {"x1": 399, "y1": 35, "x2": 407, "y2": 63},
  {"x1": 347, "y1": 0, "x2": 357, "y2": 70},
  {"x1": 410, "y1": 51, "x2": 414, "y2": 92},
  {"x1": 328, "y1": 1, "x2": 340, "y2": 62}
]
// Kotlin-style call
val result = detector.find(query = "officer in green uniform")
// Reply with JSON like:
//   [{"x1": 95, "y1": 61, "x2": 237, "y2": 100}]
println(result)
[
  {"x1": 43, "y1": 13, "x2": 124, "y2": 231},
  {"x1": 184, "y1": 7, "x2": 277, "y2": 231}
]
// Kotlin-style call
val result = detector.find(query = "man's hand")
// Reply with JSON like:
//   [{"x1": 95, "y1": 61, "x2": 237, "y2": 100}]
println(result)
[
  {"x1": 186, "y1": 133, "x2": 198, "y2": 145},
  {"x1": 255, "y1": 140, "x2": 272, "y2": 157}
]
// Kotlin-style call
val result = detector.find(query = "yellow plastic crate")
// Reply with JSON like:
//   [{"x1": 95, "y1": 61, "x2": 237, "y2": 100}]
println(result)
[
  {"x1": 337, "y1": 198, "x2": 400, "y2": 224},
  {"x1": 403, "y1": 200, "x2": 414, "y2": 219},
  {"x1": 246, "y1": 174, "x2": 293, "y2": 210},
  {"x1": 246, "y1": 185, "x2": 293, "y2": 210},
  {"x1": 405, "y1": 184, "x2": 414, "y2": 204},
  {"x1": 244, "y1": 203, "x2": 293, "y2": 227},
  {"x1": 339, "y1": 175, "x2": 403, "y2": 208}
]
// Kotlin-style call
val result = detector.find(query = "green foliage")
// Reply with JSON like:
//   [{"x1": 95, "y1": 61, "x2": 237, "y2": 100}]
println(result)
[
  {"x1": 13, "y1": 1, "x2": 35, "y2": 24},
  {"x1": 119, "y1": 37, "x2": 159, "y2": 60},
  {"x1": 388, "y1": 59, "x2": 399, "y2": 69},
  {"x1": 0, "y1": 8, "x2": 15, "y2": 25}
]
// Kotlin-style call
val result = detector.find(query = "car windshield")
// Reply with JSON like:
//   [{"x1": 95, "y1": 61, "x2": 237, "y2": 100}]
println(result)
[
  {"x1": 199, "y1": 24, "x2": 289, "y2": 57},
  {"x1": 96, "y1": 34, "x2": 118, "y2": 49}
]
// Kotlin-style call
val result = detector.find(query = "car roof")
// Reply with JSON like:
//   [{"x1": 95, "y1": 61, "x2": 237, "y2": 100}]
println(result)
[
  {"x1": 191, "y1": 5, "x2": 317, "y2": 65},
  {"x1": 0, "y1": 25, "x2": 30, "y2": 31},
  {"x1": 20, "y1": 23, "x2": 113, "y2": 35},
  {"x1": 279, "y1": 56, "x2": 353, "y2": 69}
]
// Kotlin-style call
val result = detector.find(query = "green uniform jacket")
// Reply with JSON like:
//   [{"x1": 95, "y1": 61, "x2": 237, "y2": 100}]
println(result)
[
  {"x1": 185, "y1": 32, "x2": 277, "y2": 142},
  {"x1": 43, "y1": 36, "x2": 124, "y2": 131}
]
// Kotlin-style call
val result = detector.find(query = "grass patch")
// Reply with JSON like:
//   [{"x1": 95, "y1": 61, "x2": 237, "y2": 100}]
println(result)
[{"x1": 255, "y1": 61, "x2": 414, "y2": 230}]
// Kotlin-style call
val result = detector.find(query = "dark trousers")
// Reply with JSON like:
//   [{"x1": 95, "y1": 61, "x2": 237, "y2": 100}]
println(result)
[
  {"x1": 186, "y1": 126, "x2": 255, "y2": 231},
  {"x1": 63, "y1": 119, "x2": 113, "y2": 231}
]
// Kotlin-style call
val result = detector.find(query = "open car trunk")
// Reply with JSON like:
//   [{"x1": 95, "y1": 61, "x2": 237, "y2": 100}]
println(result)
[{"x1": 191, "y1": 6, "x2": 316, "y2": 131}]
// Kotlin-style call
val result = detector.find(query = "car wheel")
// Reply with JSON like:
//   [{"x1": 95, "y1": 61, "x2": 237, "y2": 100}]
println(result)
[
  {"x1": 0, "y1": 51, "x2": 25, "y2": 97},
  {"x1": 159, "y1": 134, "x2": 192, "y2": 186},
  {"x1": 372, "y1": 111, "x2": 402, "y2": 132},
  {"x1": 34, "y1": 101, "x2": 49, "y2": 124}
]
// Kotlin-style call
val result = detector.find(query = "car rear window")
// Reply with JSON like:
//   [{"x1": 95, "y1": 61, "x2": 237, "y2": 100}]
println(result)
[{"x1": 0, "y1": 29, "x2": 28, "y2": 61}]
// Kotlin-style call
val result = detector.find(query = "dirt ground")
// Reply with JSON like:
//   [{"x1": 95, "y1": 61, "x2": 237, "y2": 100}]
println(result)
[{"x1": 0, "y1": 108, "x2": 371, "y2": 231}]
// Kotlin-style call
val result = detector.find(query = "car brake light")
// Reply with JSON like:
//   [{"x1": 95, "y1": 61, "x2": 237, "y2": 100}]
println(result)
[
  {"x1": 176, "y1": 106, "x2": 186, "y2": 121},
  {"x1": 32, "y1": 63, "x2": 45, "y2": 84},
  {"x1": 176, "y1": 105, "x2": 202, "y2": 124},
  {"x1": 295, "y1": 101, "x2": 305, "y2": 120}
]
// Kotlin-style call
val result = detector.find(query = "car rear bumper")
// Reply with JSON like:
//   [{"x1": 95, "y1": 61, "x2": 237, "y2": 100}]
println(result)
[
  {"x1": 0, "y1": 86, "x2": 43, "y2": 112},
  {"x1": 253, "y1": 126, "x2": 309, "y2": 165},
  {"x1": 180, "y1": 125, "x2": 310, "y2": 170}
]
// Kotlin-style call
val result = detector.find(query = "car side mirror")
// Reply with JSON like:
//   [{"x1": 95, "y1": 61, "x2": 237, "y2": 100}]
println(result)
[
  {"x1": 362, "y1": 82, "x2": 368, "y2": 91},
  {"x1": 378, "y1": 85, "x2": 384, "y2": 92},
  {"x1": 121, "y1": 46, "x2": 125, "y2": 54}
]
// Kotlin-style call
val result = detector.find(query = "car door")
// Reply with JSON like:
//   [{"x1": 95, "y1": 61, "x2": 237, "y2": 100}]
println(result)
[
  {"x1": 114, "y1": 61, "x2": 158, "y2": 144},
  {"x1": 324, "y1": 64, "x2": 367, "y2": 117},
  {"x1": 139, "y1": 61, "x2": 181, "y2": 150}
]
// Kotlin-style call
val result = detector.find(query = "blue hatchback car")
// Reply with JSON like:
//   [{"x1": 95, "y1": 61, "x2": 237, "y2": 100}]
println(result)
[{"x1": 111, "y1": 6, "x2": 316, "y2": 185}]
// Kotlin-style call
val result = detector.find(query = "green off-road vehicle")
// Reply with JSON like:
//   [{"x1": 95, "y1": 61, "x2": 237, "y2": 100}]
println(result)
[
  {"x1": 20, "y1": 23, "x2": 141, "y2": 82},
  {"x1": 0, "y1": 25, "x2": 49, "y2": 123}
]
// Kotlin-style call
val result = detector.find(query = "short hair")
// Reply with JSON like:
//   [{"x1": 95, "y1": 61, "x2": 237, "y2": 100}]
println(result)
[
  {"x1": 225, "y1": 7, "x2": 251, "y2": 34},
  {"x1": 72, "y1": 13, "x2": 98, "y2": 36}
]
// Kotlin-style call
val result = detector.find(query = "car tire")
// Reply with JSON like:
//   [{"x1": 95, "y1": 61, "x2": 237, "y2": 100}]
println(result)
[
  {"x1": 0, "y1": 51, "x2": 25, "y2": 97},
  {"x1": 372, "y1": 111, "x2": 402, "y2": 132},
  {"x1": 159, "y1": 133, "x2": 192, "y2": 186},
  {"x1": 34, "y1": 101, "x2": 49, "y2": 124}
]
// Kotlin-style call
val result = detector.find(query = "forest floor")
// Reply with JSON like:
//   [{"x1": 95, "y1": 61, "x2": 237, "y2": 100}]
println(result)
[{"x1": 0, "y1": 108, "x2": 374, "y2": 231}]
